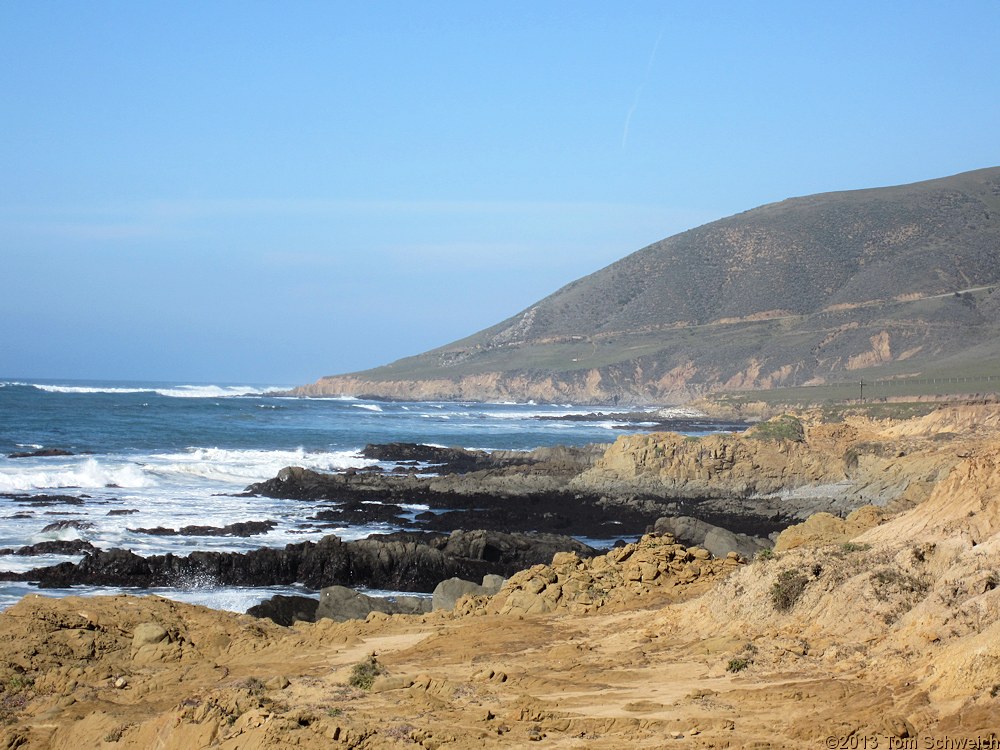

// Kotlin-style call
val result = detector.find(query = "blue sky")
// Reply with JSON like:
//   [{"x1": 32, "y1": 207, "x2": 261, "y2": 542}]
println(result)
[{"x1": 2, "y1": 2, "x2": 998, "y2": 385}]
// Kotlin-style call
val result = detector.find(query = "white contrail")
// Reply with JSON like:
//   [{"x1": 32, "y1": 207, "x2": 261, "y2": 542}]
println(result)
[{"x1": 622, "y1": 29, "x2": 664, "y2": 150}]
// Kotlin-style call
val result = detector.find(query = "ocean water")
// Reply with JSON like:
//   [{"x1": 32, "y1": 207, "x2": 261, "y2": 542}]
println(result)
[{"x1": 0, "y1": 378, "x2": 725, "y2": 613}]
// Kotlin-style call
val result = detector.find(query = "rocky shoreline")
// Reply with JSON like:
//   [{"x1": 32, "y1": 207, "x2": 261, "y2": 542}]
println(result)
[
  {"x1": 3, "y1": 410, "x2": 962, "y2": 605},
  {"x1": 2, "y1": 404, "x2": 999, "y2": 747}
]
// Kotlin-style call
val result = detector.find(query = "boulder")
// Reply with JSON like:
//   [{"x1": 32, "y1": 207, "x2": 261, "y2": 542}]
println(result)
[
  {"x1": 653, "y1": 516, "x2": 768, "y2": 559},
  {"x1": 246, "y1": 594, "x2": 320, "y2": 626},
  {"x1": 316, "y1": 585, "x2": 431, "y2": 622},
  {"x1": 432, "y1": 575, "x2": 507, "y2": 611}
]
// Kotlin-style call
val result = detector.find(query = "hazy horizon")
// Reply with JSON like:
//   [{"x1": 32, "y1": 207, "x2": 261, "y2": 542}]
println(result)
[{"x1": 4, "y1": 2, "x2": 998, "y2": 384}]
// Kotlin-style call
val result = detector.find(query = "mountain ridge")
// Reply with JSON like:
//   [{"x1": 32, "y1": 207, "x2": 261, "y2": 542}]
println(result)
[{"x1": 295, "y1": 167, "x2": 1000, "y2": 403}]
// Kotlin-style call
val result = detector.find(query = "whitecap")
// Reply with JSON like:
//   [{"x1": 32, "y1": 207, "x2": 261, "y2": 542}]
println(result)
[
  {"x1": 141, "y1": 447, "x2": 372, "y2": 486},
  {"x1": 0, "y1": 459, "x2": 154, "y2": 492},
  {"x1": 26, "y1": 383, "x2": 286, "y2": 399},
  {"x1": 351, "y1": 403, "x2": 383, "y2": 412}
]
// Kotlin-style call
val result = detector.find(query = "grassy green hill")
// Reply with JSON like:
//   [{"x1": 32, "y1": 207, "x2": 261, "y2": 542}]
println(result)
[{"x1": 295, "y1": 167, "x2": 1000, "y2": 403}]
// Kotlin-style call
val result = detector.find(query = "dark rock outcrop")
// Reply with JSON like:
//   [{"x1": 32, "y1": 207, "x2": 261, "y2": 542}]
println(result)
[
  {"x1": 246, "y1": 594, "x2": 320, "y2": 626},
  {"x1": 7, "y1": 448, "x2": 74, "y2": 459},
  {"x1": 0, "y1": 539, "x2": 97, "y2": 556},
  {"x1": 40, "y1": 519, "x2": 94, "y2": 533},
  {"x1": 359, "y1": 443, "x2": 499, "y2": 474},
  {"x1": 1, "y1": 494, "x2": 85, "y2": 506},
  {"x1": 4, "y1": 530, "x2": 597, "y2": 593},
  {"x1": 128, "y1": 520, "x2": 277, "y2": 537},
  {"x1": 247, "y1": 464, "x2": 672, "y2": 540}
]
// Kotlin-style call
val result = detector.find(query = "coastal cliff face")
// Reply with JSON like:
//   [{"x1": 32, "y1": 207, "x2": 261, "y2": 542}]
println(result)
[
  {"x1": 293, "y1": 168, "x2": 1000, "y2": 403},
  {"x1": 290, "y1": 369, "x2": 628, "y2": 404},
  {"x1": 3, "y1": 405, "x2": 1000, "y2": 747},
  {"x1": 575, "y1": 411, "x2": 965, "y2": 512}
]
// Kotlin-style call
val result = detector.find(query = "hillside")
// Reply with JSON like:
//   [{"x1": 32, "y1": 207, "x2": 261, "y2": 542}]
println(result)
[{"x1": 295, "y1": 167, "x2": 1000, "y2": 403}]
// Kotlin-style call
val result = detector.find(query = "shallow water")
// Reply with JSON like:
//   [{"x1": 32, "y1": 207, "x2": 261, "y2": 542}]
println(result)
[{"x1": 0, "y1": 378, "x2": 727, "y2": 612}]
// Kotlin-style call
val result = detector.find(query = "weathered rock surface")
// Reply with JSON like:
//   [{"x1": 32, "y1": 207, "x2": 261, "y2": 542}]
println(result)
[
  {"x1": 773, "y1": 505, "x2": 885, "y2": 551},
  {"x1": 128, "y1": 520, "x2": 277, "y2": 537},
  {"x1": 431, "y1": 575, "x2": 506, "y2": 611},
  {"x1": 315, "y1": 586, "x2": 430, "y2": 622},
  {"x1": 39, "y1": 519, "x2": 94, "y2": 533},
  {"x1": 476, "y1": 534, "x2": 741, "y2": 617},
  {"x1": 652, "y1": 515, "x2": 768, "y2": 559},
  {"x1": 0, "y1": 539, "x2": 97, "y2": 556},
  {"x1": 246, "y1": 594, "x2": 320, "y2": 626},
  {"x1": 7, "y1": 448, "x2": 74, "y2": 458},
  {"x1": 574, "y1": 411, "x2": 964, "y2": 519},
  {"x1": 0, "y1": 405, "x2": 999, "y2": 748},
  {"x1": 4, "y1": 529, "x2": 596, "y2": 593},
  {"x1": 248, "y1": 438, "x2": 799, "y2": 540}
]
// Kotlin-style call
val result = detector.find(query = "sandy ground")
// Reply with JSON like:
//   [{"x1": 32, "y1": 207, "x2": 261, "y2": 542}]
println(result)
[{"x1": 2, "y1": 405, "x2": 1000, "y2": 749}]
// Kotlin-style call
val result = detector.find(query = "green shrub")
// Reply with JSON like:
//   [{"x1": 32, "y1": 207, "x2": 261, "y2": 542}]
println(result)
[
  {"x1": 748, "y1": 414, "x2": 805, "y2": 443},
  {"x1": 238, "y1": 677, "x2": 266, "y2": 696},
  {"x1": 348, "y1": 654, "x2": 385, "y2": 690},
  {"x1": 841, "y1": 542, "x2": 870, "y2": 553},
  {"x1": 726, "y1": 657, "x2": 751, "y2": 673},
  {"x1": 771, "y1": 570, "x2": 809, "y2": 611},
  {"x1": 103, "y1": 724, "x2": 134, "y2": 743}
]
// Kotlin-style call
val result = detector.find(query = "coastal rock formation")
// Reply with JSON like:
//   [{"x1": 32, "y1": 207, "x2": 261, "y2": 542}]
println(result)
[
  {"x1": 432, "y1": 575, "x2": 505, "y2": 611},
  {"x1": 6, "y1": 448, "x2": 74, "y2": 459},
  {"x1": 773, "y1": 505, "x2": 884, "y2": 550},
  {"x1": 0, "y1": 539, "x2": 97, "y2": 556},
  {"x1": 4, "y1": 529, "x2": 596, "y2": 593},
  {"x1": 315, "y1": 586, "x2": 431, "y2": 622},
  {"x1": 477, "y1": 534, "x2": 742, "y2": 617},
  {"x1": 246, "y1": 594, "x2": 320, "y2": 626},
  {"x1": 128, "y1": 520, "x2": 277, "y2": 537},
  {"x1": 652, "y1": 515, "x2": 769, "y2": 558},
  {"x1": 574, "y1": 411, "x2": 965, "y2": 518},
  {"x1": 2, "y1": 405, "x2": 999, "y2": 747}
]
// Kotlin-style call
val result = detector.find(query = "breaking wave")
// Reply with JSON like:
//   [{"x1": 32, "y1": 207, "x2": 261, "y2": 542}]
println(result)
[
  {"x1": 0, "y1": 458, "x2": 153, "y2": 492},
  {"x1": 20, "y1": 383, "x2": 284, "y2": 398}
]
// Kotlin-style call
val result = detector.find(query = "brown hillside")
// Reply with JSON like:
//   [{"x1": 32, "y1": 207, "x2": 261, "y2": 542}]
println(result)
[{"x1": 296, "y1": 167, "x2": 1000, "y2": 403}]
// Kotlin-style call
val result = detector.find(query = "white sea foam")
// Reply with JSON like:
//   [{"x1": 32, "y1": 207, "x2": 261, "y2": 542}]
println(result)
[
  {"x1": 0, "y1": 459, "x2": 154, "y2": 492},
  {"x1": 351, "y1": 403, "x2": 383, "y2": 412},
  {"x1": 0, "y1": 583, "x2": 319, "y2": 614},
  {"x1": 139, "y1": 447, "x2": 373, "y2": 486},
  {"x1": 655, "y1": 406, "x2": 708, "y2": 418},
  {"x1": 26, "y1": 383, "x2": 285, "y2": 398}
]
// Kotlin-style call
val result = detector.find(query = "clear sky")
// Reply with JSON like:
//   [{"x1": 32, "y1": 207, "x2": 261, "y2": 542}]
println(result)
[{"x1": 2, "y1": 2, "x2": 998, "y2": 385}]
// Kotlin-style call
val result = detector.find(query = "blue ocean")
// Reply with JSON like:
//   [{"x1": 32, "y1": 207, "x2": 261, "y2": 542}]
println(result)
[{"x1": 0, "y1": 379, "x2": 720, "y2": 612}]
